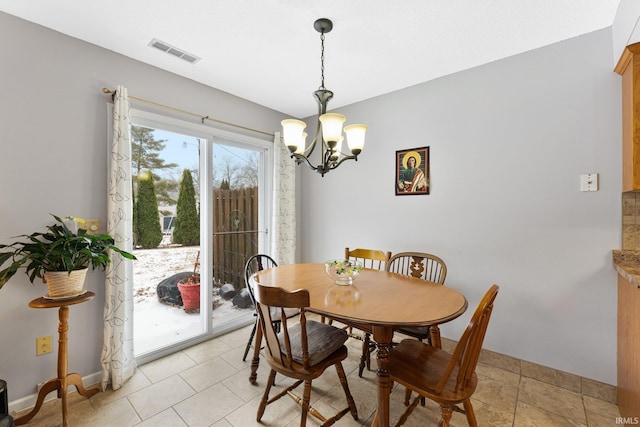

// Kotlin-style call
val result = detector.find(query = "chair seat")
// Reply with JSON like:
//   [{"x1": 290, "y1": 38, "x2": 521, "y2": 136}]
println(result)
[
  {"x1": 389, "y1": 338, "x2": 477, "y2": 403},
  {"x1": 396, "y1": 325, "x2": 430, "y2": 338},
  {"x1": 279, "y1": 320, "x2": 348, "y2": 366}
]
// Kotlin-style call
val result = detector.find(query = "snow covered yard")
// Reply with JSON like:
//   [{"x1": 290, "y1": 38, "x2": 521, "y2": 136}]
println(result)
[{"x1": 132, "y1": 245, "x2": 250, "y2": 355}]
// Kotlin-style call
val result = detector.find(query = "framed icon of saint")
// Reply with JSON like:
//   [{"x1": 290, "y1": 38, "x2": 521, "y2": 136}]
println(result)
[{"x1": 396, "y1": 146, "x2": 429, "y2": 195}]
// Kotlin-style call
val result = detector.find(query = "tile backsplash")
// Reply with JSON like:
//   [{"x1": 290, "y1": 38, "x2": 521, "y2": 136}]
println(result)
[{"x1": 622, "y1": 191, "x2": 640, "y2": 250}]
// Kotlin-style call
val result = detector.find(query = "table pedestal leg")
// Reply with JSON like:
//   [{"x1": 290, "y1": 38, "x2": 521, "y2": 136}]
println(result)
[
  {"x1": 372, "y1": 326, "x2": 393, "y2": 427},
  {"x1": 430, "y1": 325, "x2": 442, "y2": 349}
]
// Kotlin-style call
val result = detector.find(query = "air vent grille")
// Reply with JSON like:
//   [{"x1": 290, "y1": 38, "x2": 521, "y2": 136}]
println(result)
[{"x1": 148, "y1": 38, "x2": 200, "y2": 64}]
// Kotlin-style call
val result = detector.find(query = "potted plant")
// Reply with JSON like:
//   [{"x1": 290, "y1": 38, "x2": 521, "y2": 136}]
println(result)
[
  {"x1": 0, "y1": 214, "x2": 136, "y2": 298},
  {"x1": 177, "y1": 251, "x2": 200, "y2": 312}
]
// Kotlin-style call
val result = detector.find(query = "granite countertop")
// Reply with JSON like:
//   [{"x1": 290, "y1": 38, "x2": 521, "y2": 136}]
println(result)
[{"x1": 613, "y1": 250, "x2": 640, "y2": 288}]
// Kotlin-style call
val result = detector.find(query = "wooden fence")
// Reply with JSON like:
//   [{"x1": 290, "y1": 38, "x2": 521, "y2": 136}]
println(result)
[{"x1": 212, "y1": 187, "x2": 259, "y2": 290}]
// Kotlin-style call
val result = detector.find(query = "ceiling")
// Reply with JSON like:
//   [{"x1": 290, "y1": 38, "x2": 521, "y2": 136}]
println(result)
[{"x1": 1, "y1": 0, "x2": 621, "y2": 118}]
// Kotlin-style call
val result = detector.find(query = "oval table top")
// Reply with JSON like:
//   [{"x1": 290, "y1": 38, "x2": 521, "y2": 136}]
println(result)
[{"x1": 255, "y1": 263, "x2": 468, "y2": 327}]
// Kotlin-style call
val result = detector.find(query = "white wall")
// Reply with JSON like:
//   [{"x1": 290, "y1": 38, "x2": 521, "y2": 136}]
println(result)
[
  {"x1": 0, "y1": 12, "x2": 287, "y2": 404},
  {"x1": 0, "y1": 7, "x2": 629, "y2": 406},
  {"x1": 612, "y1": 0, "x2": 640, "y2": 63},
  {"x1": 299, "y1": 28, "x2": 621, "y2": 385}
]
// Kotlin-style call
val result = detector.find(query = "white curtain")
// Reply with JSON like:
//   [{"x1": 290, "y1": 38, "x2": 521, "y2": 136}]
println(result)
[
  {"x1": 271, "y1": 131, "x2": 296, "y2": 264},
  {"x1": 101, "y1": 85, "x2": 136, "y2": 391}
]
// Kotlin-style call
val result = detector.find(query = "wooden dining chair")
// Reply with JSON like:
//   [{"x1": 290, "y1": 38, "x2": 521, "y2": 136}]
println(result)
[
  {"x1": 242, "y1": 254, "x2": 298, "y2": 365},
  {"x1": 388, "y1": 285, "x2": 499, "y2": 427},
  {"x1": 386, "y1": 251, "x2": 447, "y2": 283},
  {"x1": 387, "y1": 252, "x2": 448, "y2": 347},
  {"x1": 345, "y1": 247, "x2": 392, "y2": 270},
  {"x1": 340, "y1": 247, "x2": 392, "y2": 377},
  {"x1": 255, "y1": 284, "x2": 359, "y2": 427}
]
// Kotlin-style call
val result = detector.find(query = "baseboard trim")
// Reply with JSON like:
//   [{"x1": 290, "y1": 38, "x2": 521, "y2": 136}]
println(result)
[{"x1": 439, "y1": 337, "x2": 617, "y2": 404}]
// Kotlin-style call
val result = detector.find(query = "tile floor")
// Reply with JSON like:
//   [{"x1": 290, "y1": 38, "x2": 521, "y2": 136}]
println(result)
[{"x1": 13, "y1": 319, "x2": 620, "y2": 426}]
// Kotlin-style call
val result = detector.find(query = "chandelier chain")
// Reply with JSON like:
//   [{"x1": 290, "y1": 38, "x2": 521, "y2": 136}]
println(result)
[{"x1": 320, "y1": 32, "x2": 326, "y2": 90}]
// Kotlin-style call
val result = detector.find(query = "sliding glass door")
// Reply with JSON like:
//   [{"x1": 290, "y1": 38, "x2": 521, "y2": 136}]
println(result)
[{"x1": 129, "y1": 109, "x2": 271, "y2": 360}]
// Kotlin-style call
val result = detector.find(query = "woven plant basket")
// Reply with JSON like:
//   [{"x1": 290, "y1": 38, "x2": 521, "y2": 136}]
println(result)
[{"x1": 43, "y1": 268, "x2": 87, "y2": 298}]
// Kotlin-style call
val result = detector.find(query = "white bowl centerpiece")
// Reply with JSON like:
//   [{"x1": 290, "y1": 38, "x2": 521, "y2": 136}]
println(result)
[{"x1": 325, "y1": 259, "x2": 363, "y2": 286}]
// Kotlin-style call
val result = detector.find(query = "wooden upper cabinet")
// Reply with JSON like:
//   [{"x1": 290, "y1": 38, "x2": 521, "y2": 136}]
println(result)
[{"x1": 615, "y1": 42, "x2": 640, "y2": 191}]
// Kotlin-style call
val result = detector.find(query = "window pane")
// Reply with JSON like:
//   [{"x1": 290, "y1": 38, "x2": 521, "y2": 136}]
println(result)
[
  {"x1": 211, "y1": 142, "x2": 265, "y2": 327},
  {"x1": 131, "y1": 125, "x2": 203, "y2": 356}
]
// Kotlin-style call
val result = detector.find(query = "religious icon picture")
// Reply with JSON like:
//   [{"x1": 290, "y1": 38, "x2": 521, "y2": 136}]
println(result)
[{"x1": 395, "y1": 146, "x2": 429, "y2": 195}]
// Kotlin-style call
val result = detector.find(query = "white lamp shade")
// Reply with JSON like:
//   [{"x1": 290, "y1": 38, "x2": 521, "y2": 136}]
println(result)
[
  {"x1": 344, "y1": 124, "x2": 367, "y2": 153},
  {"x1": 281, "y1": 119, "x2": 306, "y2": 151},
  {"x1": 319, "y1": 113, "x2": 346, "y2": 142}
]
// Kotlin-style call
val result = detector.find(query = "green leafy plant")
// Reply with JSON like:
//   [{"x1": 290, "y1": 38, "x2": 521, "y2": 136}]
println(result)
[{"x1": 0, "y1": 214, "x2": 136, "y2": 289}]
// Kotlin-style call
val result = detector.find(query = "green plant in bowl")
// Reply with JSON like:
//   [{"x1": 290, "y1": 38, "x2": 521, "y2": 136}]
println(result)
[{"x1": 325, "y1": 259, "x2": 363, "y2": 285}]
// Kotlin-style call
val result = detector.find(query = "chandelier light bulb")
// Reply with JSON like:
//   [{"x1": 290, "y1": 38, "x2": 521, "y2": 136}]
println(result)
[{"x1": 330, "y1": 137, "x2": 344, "y2": 161}]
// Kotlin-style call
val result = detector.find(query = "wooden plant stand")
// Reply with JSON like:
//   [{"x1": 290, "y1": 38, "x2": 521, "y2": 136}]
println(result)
[{"x1": 14, "y1": 291, "x2": 99, "y2": 427}]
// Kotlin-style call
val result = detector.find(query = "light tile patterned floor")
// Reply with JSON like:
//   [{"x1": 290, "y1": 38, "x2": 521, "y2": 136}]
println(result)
[{"x1": 12, "y1": 321, "x2": 620, "y2": 426}]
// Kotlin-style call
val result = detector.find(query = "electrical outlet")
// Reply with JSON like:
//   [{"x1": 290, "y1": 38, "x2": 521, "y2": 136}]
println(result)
[{"x1": 36, "y1": 336, "x2": 52, "y2": 356}]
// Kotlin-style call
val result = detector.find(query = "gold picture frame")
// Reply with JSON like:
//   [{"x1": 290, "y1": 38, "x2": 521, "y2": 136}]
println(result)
[{"x1": 396, "y1": 146, "x2": 429, "y2": 195}]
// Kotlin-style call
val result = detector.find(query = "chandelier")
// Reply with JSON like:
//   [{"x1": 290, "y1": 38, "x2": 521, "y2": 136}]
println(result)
[{"x1": 281, "y1": 18, "x2": 367, "y2": 176}]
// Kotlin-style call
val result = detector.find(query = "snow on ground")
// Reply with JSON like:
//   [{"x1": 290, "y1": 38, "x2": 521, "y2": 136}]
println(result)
[
  {"x1": 133, "y1": 245, "x2": 200, "y2": 303},
  {"x1": 132, "y1": 245, "x2": 250, "y2": 355}
]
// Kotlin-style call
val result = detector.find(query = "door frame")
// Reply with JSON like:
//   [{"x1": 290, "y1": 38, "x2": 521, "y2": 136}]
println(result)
[{"x1": 130, "y1": 108, "x2": 274, "y2": 364}]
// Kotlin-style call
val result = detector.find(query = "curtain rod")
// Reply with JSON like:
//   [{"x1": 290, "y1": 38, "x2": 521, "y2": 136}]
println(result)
[{"x1": 101, "y1": 88, "x2": 274, "y2": 137}]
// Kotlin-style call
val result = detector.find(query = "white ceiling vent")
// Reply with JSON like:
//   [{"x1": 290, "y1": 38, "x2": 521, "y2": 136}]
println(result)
[{"x1": 148, "y1": 38, "x2": 200, "y2": 64}]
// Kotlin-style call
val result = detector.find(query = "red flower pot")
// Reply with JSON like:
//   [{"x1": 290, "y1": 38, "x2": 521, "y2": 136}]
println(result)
[{"x1": 177, "y1": 277, "x2": 200, "y2": 312}]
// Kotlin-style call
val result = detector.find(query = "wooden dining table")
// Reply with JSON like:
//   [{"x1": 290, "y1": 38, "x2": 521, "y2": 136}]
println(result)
[{"x1": 253, "y1": 263, "x2": 468, "y2": 427}]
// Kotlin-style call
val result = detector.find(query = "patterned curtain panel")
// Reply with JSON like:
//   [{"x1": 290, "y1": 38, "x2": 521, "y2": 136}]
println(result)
[
  {"x1": 271, "y1": 131, "x2": 296, "y2": 264},
  {"x1": 101, "y1": 85, "x2": 136, "y2": 391}
]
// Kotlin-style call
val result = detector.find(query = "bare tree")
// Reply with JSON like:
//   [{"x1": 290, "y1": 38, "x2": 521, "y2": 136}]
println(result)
[
  {"x1": 213, "y1": 155, "x2": 240, "y2": 188},
  {"x1": 236, "y1": 152, "x2": 259, "y2": 188}
]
